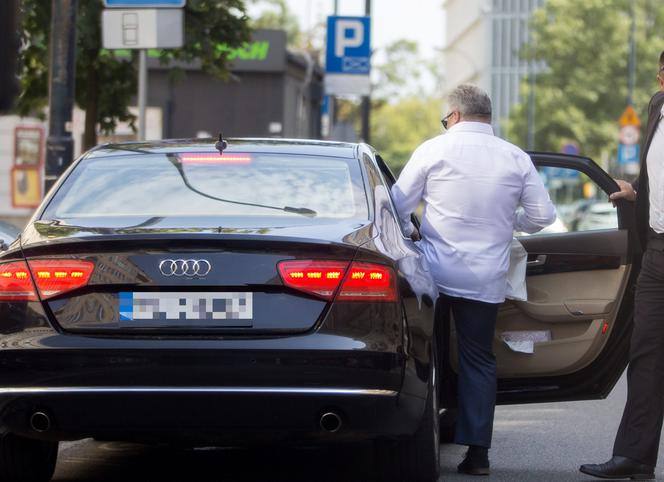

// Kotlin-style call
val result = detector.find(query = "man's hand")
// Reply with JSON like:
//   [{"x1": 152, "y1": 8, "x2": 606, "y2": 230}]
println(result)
[
  {"x1": 410, "y1": 227, "x2": 422, "y2": 242},
  {"x1": 609, "y1": 179, "x2": 637, "y2": 205}
]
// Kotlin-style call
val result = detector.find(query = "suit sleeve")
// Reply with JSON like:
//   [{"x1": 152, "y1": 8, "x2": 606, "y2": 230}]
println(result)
[
  {"x1": 391, "y1": 144, "x2": 429, "y2": 236},
  {"x1": 514, "y1": 155, "x2": 557, "y2": 234}
]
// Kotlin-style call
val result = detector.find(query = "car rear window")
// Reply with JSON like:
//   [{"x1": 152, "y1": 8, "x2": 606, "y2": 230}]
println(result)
[{"x1": 42, "y1": 153, "x2": 369, "y2": 224}]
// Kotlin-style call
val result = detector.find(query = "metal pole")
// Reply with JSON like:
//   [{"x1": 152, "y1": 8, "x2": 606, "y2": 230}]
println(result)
[
  {"x1": 628, "y1": 2, "x2": 636, "y2": 106},
  {"x1": 360, "y1": 0, "x2": 371, "y2": 144},
  {"x1": 527, "y1": 65, "x2": 536, "y2": 151},
  {"x1": 331, "y1": 0, "x2": 339, "y2": 128},
  {"x1": 138, "y1": 49, "x2": 148, "y2": 141},
  {"x1": 44, "y1": 0, "x2": 77, "y2": 195}
]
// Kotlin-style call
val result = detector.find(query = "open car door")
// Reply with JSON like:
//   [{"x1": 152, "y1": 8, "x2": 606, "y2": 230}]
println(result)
[{"x1": 445, "y1": 153, "x2": 639, "y2": 405}]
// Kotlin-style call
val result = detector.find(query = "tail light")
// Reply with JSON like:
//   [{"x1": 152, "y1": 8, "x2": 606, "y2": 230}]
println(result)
[
  {"x1": 178, "y1": 153, "x2": 253, "y2": 165},
  {"x1": 278, "y1": 260, "x2": 397, "y2": 302},
  {"x1": 0, "y1": 259, "x2": 94, "y2": 301}
]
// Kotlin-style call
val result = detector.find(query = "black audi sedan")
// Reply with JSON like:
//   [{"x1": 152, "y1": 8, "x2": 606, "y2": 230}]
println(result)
[
  {"x1": 0, "y1": 139, "x2": 440, "y2": 482},
  {"x1": 0, "y1": 139, "x2": 641, "y2": 482}
]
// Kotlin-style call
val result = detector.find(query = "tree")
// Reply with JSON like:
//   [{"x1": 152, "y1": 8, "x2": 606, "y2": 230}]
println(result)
[
  {"x1": 371, "y1": 96, "x2": 442, "y2": 173},
  {"x1": 17, "y1": 0, "x2": 251, "y2": 150},
  {"x1": 504, "y1": 0, "x2": 664, "y2": 166},
  {"x1": 250, "y1": 0, "x2": 301, "y2": 46}
]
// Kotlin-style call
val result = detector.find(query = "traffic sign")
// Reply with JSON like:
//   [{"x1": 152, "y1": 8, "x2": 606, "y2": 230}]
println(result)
[
  {"x1": 619, "y1": 105, "x2": 641, "y2": 127},
  {"x1": 325, "y1": 16, "x2": 371, "y2": 96},
  {"x1": 104, "y1": 0, "x2": 185, "y2": 7},
  {"x1": 102, "y1": 8, "x2": 183, "y2": 49}
]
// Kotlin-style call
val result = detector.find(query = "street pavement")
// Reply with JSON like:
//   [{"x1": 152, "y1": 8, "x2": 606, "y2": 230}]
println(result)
[{"x1": 52, "y1": 371, "x2": 664, "y2": 481}]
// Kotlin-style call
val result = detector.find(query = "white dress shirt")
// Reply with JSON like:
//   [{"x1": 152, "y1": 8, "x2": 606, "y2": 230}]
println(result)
[
  {"x1": 646, "y1": 105, "x2": 664, "y2": 233},
  {"x1": 391, "y1": 122, "x2": 556, "y2": 304}
]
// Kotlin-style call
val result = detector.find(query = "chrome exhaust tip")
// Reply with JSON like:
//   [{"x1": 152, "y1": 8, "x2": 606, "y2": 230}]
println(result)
[
  {"x1": 320, "y1": 412, "x2": 342, "y2": 433},
  {"x1": 29, "y1": 411, "x2": 51, "y2": 433}
]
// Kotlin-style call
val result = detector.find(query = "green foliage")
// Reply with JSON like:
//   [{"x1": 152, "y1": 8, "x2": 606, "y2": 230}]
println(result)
[
  {"x1": 371, "y1": 96, "x2": 443, "y2": 174},
  {"x1": 250, "y1": 0, "x2": 301, "y2": 46},
  {"x1": 504, "y1": 0, "x2": 664, "y2": 165},
  {"x1": 17, "y1": 0, "x2": 250, "y2": 148}
]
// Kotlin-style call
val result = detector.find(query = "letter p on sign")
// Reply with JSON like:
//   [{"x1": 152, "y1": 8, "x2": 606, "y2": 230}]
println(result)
[{"x1": 335, "y1": 20, "x2": 364, "y2": 57}]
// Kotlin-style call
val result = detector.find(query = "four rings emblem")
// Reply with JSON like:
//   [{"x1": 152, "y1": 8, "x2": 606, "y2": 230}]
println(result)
[{"x1": 159, "y1": 259, "x2": 212, "y2": 277}]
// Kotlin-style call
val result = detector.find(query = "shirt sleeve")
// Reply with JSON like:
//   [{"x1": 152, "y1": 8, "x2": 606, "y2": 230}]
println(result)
[
  {"x1": 390, "y1": 144, "x2": 429, "y2": 236},
  {"x1": 515, "y1": 156, "x2": 557, "y2": 234}
]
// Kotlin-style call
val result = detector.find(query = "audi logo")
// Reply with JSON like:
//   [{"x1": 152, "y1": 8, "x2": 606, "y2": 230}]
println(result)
[{"x1": 158, "y1": 259, "x2": 212, "y2": 277}]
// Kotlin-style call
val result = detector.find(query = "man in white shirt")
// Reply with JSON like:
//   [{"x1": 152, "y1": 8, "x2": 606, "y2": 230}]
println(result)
[
  {"x1": 391, "y1": 84, "x2": 556, "y2": 475},
  {"x1": 580, "y1": 51, "x2": 664, "y2": 481}
]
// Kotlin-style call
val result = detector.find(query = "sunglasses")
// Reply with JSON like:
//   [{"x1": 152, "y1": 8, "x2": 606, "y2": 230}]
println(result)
[{"x1": 441, "y1": 111, "x2": 455, "y2": 130}]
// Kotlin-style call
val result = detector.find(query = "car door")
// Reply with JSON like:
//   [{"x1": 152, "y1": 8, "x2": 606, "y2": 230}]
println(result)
[
  {"x1": 451, "y1": 152, "x2": 638, "y2": 405},
  {"x1": 376, "y1": 151, "x2": 638, "y2": 405}
]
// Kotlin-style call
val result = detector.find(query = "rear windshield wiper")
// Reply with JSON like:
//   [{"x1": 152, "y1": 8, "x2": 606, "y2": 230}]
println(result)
[{"x1": 167, "y1": 156, "x2": 317, "y2": 218}]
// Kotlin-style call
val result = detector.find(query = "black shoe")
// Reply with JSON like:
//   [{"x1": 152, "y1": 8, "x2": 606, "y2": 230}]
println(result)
[
  {"x1": 458, "y1": 448, "x2": 490, "y2": 476},
  {"x1": 579, "y1": 456, "x2": 654, "y2": 480}
]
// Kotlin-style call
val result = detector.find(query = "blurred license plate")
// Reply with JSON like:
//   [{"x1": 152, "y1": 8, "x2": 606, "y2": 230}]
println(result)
[{"x1": 118, "y1": 292, "x2": 253, "y2": 326}]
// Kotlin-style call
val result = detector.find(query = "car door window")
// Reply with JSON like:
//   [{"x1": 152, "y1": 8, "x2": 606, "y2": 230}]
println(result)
[{"x1": 522, "y1": 166, "x2": 618, "y2": 235}]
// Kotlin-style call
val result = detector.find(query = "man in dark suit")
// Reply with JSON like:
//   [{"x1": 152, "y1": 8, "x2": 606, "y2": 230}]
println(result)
[{"x1": 580, "y1": 51, "x2": 664, "y2": 480}]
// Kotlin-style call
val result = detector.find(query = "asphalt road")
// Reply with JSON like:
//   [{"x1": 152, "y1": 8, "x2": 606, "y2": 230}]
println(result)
[{"x1": 51, "y1": 372, "x2": 663, "y2": 482}]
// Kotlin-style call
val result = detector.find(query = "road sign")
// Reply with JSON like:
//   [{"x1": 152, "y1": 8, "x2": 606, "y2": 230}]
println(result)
[
  {"x1": 102, "y1": 9, "x2": 183, "y2": 49},
  {"x1": 325, "y1": 16, "x2": 371, "y2": 96},
  {"x1": 562, "y1": 142, "x2": 579, "y2": 156},
  {"x1": 619, "y1": 105, "x2": 641, "y2": 127},
  {"x1": 104, "y1": 0, "x2": 185, "y2": 7}
]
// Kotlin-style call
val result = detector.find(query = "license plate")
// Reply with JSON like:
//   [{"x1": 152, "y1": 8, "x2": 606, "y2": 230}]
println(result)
[{"x1": 118, "y1": 292, "x2": 253, "y2": 327}]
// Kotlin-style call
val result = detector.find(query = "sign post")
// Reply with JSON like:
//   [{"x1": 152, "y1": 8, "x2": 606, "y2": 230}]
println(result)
[
  {"x1": 617, "y1": 105, "x2": 641, "y2": 176},
  {"x1": 102, "y1": 0, "x2": 185, "y2": 140}
]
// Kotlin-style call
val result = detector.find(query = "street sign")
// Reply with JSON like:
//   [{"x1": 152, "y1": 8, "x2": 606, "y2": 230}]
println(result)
[
  {"x1": 325, "y1": 16, "x2": 371, "y2": 96},
  {"x1": 617, "y1": 105, "x2": 641, "y2": 175},
  {"x1": 619, "y1": 105, "x2": 641, "y2": 127},
  {"x1": 104, "y1": 0, "x2": 185, "y2": 7},
  {"x1": 102, "y1": 9, "x2": 183, "y2": 49}
]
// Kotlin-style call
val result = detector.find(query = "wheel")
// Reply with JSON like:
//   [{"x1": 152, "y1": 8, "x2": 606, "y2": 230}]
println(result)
[
  {"x1": 374, "y1": 343, "x2": 440, "y2": 482},
  {"x1": 0, "y1": 433, "x2": 58, "y2": 482},
  {"x1": 439, "y1": 408, "x2": 457, "y2": 444}
]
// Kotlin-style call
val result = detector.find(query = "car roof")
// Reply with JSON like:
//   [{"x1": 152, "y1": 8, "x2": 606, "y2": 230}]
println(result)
[{"x1": 85, "y1": 138, "x2": 360, "y2": 160}]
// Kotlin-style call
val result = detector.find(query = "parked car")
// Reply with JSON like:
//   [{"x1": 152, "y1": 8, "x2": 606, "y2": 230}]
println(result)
[
  {"x1": 577, "y1": 201, "x2": 619, "y2": 231},
  {"x1": 0, "y1": 144, "x2": 638, "y2": 482},
  {"x1": 0, "y1": 221, "x2": 19, "y2": 250}
]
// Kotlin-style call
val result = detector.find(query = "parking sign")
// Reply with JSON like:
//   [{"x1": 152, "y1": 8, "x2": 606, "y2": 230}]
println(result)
[{"x1": 325, "y1": 16, "x2": 371, "y2": 95}]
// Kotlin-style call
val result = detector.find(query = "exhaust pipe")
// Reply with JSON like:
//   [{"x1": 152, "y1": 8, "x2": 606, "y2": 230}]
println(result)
[
  {"x1": 319, "y1": 412, "x2": 342, "y2": 433},
  {"x1": 29, "y1": 411, "x2": 51, "y2": 433}
]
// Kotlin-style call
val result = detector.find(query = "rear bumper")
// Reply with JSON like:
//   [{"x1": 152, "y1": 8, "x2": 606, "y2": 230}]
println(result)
[
  {"x1": 0, "y1": 332, "x2": 429, "y2": 444},
  {"x1": 0, "y1": 386, "x2": 425, "y2": 445}
]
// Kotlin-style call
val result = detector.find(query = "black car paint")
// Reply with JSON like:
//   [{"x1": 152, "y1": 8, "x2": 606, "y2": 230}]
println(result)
[{"x1": 0, "y1": 139, "x2": 438, "y2": 444}]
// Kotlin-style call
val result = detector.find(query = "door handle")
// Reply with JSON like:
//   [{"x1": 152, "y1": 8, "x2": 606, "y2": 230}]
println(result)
[{"x1": 527, "y1": 255, "x2": 547, "y2": 267}]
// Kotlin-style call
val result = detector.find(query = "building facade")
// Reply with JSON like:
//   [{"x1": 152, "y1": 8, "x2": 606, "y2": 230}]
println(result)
[{"x1": 442, "y1": 0, "x2": 544, "y2": 135}]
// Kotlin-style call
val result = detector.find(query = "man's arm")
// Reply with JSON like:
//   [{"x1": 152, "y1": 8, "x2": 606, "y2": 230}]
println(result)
[
  {"x1": 515, "y1": 160, "x2": 557, "y2": 234},
  {"x1": 391, "y1": 146, "x2": 428, "y2": 239}
]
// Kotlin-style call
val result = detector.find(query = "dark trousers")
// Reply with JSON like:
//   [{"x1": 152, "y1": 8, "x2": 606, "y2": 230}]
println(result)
[
  {"x1": 613, "y1": 243, "x2": 664, "y2": 467},
  {"x1": 438, "y1": 293, "x2": 500, "y2": 448}
]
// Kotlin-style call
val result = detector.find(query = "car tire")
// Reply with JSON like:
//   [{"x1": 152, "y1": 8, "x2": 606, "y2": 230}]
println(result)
[
  {"x1": 374, "y1": 342, "x2": 440, "y2": 482},
  {"x1": 0, "y1": 433, "x2": 58, "y2": 482}
]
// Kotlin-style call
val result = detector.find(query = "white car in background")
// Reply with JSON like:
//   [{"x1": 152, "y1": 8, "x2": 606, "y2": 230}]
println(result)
[{"x1": 577, "y1": 202, "x2": 619, "y2": 231}]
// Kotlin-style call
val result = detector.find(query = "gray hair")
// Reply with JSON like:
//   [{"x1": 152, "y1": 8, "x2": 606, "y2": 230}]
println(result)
[{"x1": 447, "y1": 84, "x2": 492, "y2": 121}]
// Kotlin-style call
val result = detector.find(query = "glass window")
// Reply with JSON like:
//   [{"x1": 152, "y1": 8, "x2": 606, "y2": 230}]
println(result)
[
  {"x1": 523, "y1": 166, "x2": 618, "y2": 235},
  {"x1": 42, "y1": 153, "x2": 369, "y2": 226}
]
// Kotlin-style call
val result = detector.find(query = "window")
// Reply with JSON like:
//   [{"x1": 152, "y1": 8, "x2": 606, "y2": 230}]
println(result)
[{"x1": 531, "y1": 166, "x2": 618, "y2": 234}]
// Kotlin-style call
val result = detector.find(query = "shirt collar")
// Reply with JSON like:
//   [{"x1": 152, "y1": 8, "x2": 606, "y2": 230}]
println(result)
[
  {"x1": 660, "y1": 104, "x2": 664, "y2": 118},
  {"x1": 447, "y1": 121, "x2": 494, "y2": 136}
]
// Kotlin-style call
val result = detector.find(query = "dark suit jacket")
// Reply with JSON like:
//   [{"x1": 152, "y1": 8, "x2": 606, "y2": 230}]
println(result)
[{"x1": 632, "y1": 91, "x2": 664, "y2": 249}]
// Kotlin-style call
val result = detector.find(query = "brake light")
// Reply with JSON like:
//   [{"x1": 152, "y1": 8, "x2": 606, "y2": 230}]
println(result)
[
  {"x1": 0, "y1": 259, "x2": 94, "y2": 301},
  {"x1": 28, "y1": 260, "x2": 94, "y2": 299},
  {"x1": 178, "y1": 153, "x2": 253, "y2": 165},
  {"x1": 0, "y1": 261, "x2": 38, "y2": 301},
  {"x1": 277, "y1": 260, "x2": 349, "y2": 300},
  {"x1": 278, "y1": 260, "x2": 397, "y2": 302}
]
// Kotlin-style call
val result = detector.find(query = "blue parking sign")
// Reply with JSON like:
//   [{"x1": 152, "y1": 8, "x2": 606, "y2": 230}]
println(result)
[{"x1": 326, "y1": 16, "x2": 371, "y2": 75}]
